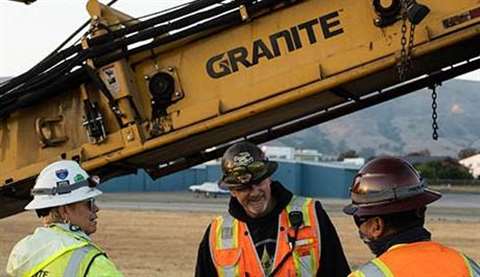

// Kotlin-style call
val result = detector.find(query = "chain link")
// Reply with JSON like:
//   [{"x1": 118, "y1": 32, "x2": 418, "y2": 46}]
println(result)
[
  {"x1": 397, "y1": 0, "x2": 416, "y2": 81},
  {"x1": 430, "y1": 85, "x2": 439, "y2": 140},
  {"x1": 406, "y1": 22, "x2": 415, "y2": 70},
  {"x1": 397, "y1": 12, "x2": 408, "y2": 81}
]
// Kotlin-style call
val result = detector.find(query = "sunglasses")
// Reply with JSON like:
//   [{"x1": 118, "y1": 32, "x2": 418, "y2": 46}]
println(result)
[
  {"x1": 223, "y1": 160, "x2": 269, "y2": 185},
  {"x1": 84, "y1": 198, "x2": 96, "y2": 211}
]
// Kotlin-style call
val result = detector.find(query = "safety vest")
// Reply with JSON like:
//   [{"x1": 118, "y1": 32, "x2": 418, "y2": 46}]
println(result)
[
  {"x1": 349, "y1": 241, "x2": 480, "y2": 277},
  {"x1": 209, "y1": 196, "x2": 321, "y2": 277},
  {"x1": 8, "y1": 224, "x2": 107, "y2": 277}
]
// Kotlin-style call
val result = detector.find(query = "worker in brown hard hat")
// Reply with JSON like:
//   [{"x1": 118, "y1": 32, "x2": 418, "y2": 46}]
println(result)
[
  {"x1": 195, "y1": 141, "x2": 350, "y2": 277},
  {"x1": 344, "y1": 156, "x2": 479, "y2": 277}
]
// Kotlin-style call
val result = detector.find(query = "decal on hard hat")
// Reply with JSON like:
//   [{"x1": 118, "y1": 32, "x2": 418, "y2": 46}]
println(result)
[
  {"x1": 56, "y1": 180, "x2": 71, "y2": 193},
  {"x1": 74, "y1": 174, "x2": 86, "y2": 182},
  {"x1": 55, "y1": 169, "x2": 69, "y2": 180},
  {"x1": 233, "y1": 152, "x2": 254, "y2": 167}
]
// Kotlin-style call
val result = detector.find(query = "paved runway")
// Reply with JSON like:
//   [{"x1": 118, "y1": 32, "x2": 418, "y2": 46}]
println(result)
[{"x1": 97, "y1": 192, "x2": 480, "y2": 221}]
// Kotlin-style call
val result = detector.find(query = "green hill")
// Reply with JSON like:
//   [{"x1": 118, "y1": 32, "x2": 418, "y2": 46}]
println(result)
[{"x1": 278, "y1": 79, "x2": 480, "y2": 157}]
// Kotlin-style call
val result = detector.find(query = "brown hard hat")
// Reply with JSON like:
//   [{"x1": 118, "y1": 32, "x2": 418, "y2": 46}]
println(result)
[
  {"x1": 219, "y1": 141, "x2": 277, "y2": 189},
  {"x1": 343, "y1": 156, "x2": 441, "y2": 217}
]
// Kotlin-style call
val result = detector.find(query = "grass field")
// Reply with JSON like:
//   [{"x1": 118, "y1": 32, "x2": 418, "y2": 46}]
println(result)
[{"x1": 1, "y1": 209, "x2": 479, "y2": 277}]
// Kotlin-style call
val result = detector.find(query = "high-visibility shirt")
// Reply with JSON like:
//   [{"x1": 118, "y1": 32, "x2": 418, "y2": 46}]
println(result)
[
  {"x1": 209, "y1": 196, "x2": 321, "y2": 276},
  {"x1": 7, "y1": 223, "x2": 123, "y2": 277},
  {"x1": 349, "y1": 241, "x2": 480, "y2": 277}
]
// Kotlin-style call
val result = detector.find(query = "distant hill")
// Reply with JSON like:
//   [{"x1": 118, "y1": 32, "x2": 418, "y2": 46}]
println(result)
[{"x1": 277, "y1": 79, "x2": 480, "y2": 157}]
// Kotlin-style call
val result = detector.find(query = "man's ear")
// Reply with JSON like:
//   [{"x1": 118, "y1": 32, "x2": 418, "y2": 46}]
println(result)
[
  {"x1": 229, "y1": 190, "x2": 237, "y2": 197},
  {"x1": 370, "y1": 217, "x2": 385, "y2": 239}
]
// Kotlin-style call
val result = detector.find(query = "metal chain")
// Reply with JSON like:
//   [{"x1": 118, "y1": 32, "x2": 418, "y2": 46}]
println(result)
[
  {"x1": 430, "y1": 84, "x2": 439, "y2": 140},
  {"x1": 397, "y1": 12, "x2": 408, "y2": 81},
  {"x1": 397, "y1": 0, "x2": 416, "y2": 81},
  {"x1": 406, "y1": 22, "x2": 416, "y2": 70}
]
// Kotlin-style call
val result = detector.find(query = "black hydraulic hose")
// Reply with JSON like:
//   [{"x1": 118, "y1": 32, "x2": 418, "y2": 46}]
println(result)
[
  {"x1": 0, "y1": 0, "x2": 120, "y2": 96},
  {"x1": 116, "y1": 8, "x2": 244, "y2": 62},
  {"x1": 88, "y1": 0, "x2": 226, "y2": 47},
  {"x1": 94, "y1": 0, "x2": 261, "y2": 65},
  {"x1": 17, "y1": 0, "x2": 245, "y2": 88},
  {"x1": 0, "y1": 68, "x2": 88, "y2": 119},
  {"x1": 3, "y1": 1, "x2": 243, "y2": 103},
  {"x1": 44, "y1": 0, "x2": 119, "y2": 62},
  {"x1": 0, "y1": 44, "x2": 82, "y2": 96},
  {"x1": 88, "y1": 0, "x2": 243, "y2": 63},
  {"x1": 0, "y1": 53, "x2": 85, "y2": 102},
  {"x1": 0, "y1": 0, "x2": 239, "y2": 98},
  {"x1": 0, "y1": 0, "x2": 284, "y2": 115}
]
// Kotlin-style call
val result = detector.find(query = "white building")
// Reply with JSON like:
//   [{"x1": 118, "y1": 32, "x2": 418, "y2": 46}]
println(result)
[
  {"x1": 261, "y1": 145, "x2": 295, "y2": 160},
  {"x1": 294, "y1": 149, "x2": 324, "y2": 162},
  {"x1": 459, "y1": 154, "x2": 480, "y2": 178},
  {"x1": 261, "y1": 145, "x2": 332, "y2": 162},
  {"x1": 342, "y1": 157, "x2": 365, "y2": 166}
]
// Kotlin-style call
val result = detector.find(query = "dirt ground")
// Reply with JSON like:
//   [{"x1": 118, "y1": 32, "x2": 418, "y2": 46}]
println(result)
[{"x1": 1, "y1": 209, "x2": 479, "y2": 277}]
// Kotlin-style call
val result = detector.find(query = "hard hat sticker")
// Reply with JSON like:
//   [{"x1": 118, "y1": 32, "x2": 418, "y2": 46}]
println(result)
[
  {"x1": 55, "y1": 169, "x2": 69, "y2": 180},
  {"x1": 74, "y1": 174, "x2": 85, "y2": 182},
  {"x1": 56, "y1": 180, "x2": 70, "y2": 188},
  {"x1": 233, "y1": 152, "x2": 254, "y2": 167}
]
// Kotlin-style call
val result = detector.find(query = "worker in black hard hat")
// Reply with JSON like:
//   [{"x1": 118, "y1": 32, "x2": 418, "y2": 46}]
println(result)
[
  {"x1": 195, "y1": 141, "x2": 350, "y2": 277},
  {"x1": 344, "y1": 156, "x2": 479, "y2": 277}
]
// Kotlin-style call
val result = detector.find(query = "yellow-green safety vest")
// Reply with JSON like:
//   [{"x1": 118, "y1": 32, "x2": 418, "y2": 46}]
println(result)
[{"x1": 7, "y1": 224, "x2": 122, "y2": 277}]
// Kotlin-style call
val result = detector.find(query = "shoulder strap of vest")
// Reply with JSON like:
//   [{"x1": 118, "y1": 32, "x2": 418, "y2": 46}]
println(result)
[
  {"x1": 63, "y1": 245, "x2": 102, "y2": 277},
  {"x1": 285, "y1": 196, "x2": 313, "y2": 226},
  {"x1": 81, "y1": 249, "x2": 107, "y2": 277},
  {"x1": 220, "y1": 213, "x2": 236, "y2": 249},
  {"x1": 211, "y1": 213, "x2": 239, "y2": 250},
  {"x1": 288, "y1": 196, "x2": 306, "y2": 211},
  {"x1": 25, "y1": 242, "x2": 89, "y2": 277},
  {"x1": 357, "y1": 258, "x2": 393, "y2": 277},
  {"x1": 462, "y1": 255, "x2": 480, "y2": 277}
]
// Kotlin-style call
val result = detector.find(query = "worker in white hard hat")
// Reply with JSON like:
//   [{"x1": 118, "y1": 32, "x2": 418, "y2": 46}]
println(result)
[{"x1": 6, "y1": 160, "x2": 123, "y2": 277}]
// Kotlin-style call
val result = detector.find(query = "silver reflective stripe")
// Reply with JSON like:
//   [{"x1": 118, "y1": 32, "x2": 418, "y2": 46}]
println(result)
[
  {"x1": 221, "y1": 214, "x2": 234, "y2": 249},
  {"x1": 466, "y1": 256, "x2": 480, "y2": 277},
  {"x1": 64, "y1": 246, "x2": 92, "y2": 277},
  {"x1": 359, "y1": 261, "x2": 387, "y2": 277},
  {"x1": 220, "y1": 215, "x2": 238, "y2": 276},
  {"x1": 298, "y1": 255, "x2": 311, "y2": 276},
  {"x1": 291, "y1": 196, "x2": 315, "y2": 276},
  {"x1": 290, "y1": 196, "x2": 305, "y2": 213},
  {"x1": 223, "y1": 266, "x2": 236, "y2": 277}
]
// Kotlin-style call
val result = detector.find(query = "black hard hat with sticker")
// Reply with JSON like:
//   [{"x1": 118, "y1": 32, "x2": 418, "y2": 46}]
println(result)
[{"x1": 220, "y1": 142, "x2": 278, "y2": 189}]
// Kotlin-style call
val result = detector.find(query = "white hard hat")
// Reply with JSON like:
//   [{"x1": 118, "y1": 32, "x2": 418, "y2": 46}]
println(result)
[{"x1": 25, "y1": 160, "x2": 102, "y2": 210}]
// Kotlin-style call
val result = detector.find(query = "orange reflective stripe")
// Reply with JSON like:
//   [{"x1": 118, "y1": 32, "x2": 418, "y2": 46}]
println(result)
[
  {"x1": 237, "y1": 222, "x2": 264, "y2": 276},
  {"x1": 210, "y1": 215, "x2": 263, "y2": 276},
  {"x1": 273, "y1": 208, "x2": 292, "y2": 275},
  {"x1": 273, "y1": 197, "x2": 321, "y2": 276},
  {"x1": 378, "y1": 241, "x2": 471, "y2": 277},
  {"x1": 210, "y1": 197, "x2": 321, "y2": 276}
]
